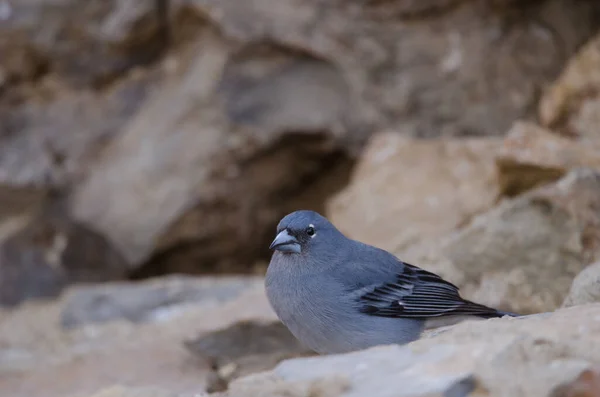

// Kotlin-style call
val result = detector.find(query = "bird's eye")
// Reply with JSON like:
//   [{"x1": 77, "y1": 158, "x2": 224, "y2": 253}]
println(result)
[{"x1": 305, "y1": 226, "x2": 315, "y2": 237}]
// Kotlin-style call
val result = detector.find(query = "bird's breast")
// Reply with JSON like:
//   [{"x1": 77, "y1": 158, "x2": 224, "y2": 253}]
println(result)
[
  {"x1": 265, "y1": 268, "x2": 357, "y2": 352},
  {"x1": 265, "y1": 270, "x2": 324, "y2": 322}
]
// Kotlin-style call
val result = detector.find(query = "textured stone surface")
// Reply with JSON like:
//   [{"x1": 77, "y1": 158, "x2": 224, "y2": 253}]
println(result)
[
  {"x1": 70, "y1": 30, "x2": 353, "y2": 270},
  {"x1": 4, "y1": 274, "x2": 600, "y2": 397},
  {"x1": 3, "y1": 3, "x2": 600, "y2": 397},
  {"x1": 192, "y1": 0, "x2": 600, "y2": 138},
  {"x1": 0, "y1": 1, "x2": 171, "y2": 88},
  {"x1": 539, "y1": 33, "x2": 600, "y2": 144},
  {"x1": 410, "y1": 169, "x2": 600, "y2": 315},
  {"x1": 0, "y1": 197, "x2": 128, "y2": 307},
  {"x1": 76, "y1": 386, "x2": 185, "y2": 397},
  {"x1": 60, "y1": 275, "x2": 264, "y2": 328},
  {"x1": 0, "y1": 276, "x2": 277, "y2": 397},
  {"x1": 496, "y1": 121, "x2": 600, "y2": 197},
  {"x1": 222, "y1": 304, "x2": 600, "y2": 397},
  {"x1": 327, "y1": 133, "x2": 503, "y2": 255},
  {"x1": 185, "y1": 320, "x2": 314, "y2": 393},
  {"x1": 3, "y1": 0, "x2": 598, "y2": 278},
  {"x1": 563, "y1": 262, "x2": 600, "y2": 308}
]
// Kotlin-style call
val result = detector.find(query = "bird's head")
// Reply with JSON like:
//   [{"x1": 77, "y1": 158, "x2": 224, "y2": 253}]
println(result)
[{"x1": 269, "y1": 210, "x2": 340, "y2": 255}]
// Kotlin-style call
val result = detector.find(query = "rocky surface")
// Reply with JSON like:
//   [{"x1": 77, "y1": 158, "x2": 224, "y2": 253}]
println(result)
[
  {"x1": 5, "y1": 274, "x2": 600, "y2": 397},
  {"x1": 185, "y1": 320, "x2": 314, "y2": 393},
  {"x1": 221, "y1": 303, "x2": 600, "y2": 397},
  {"x1": 539, "y1": 33, "x2": 600, "y2": 143},
  {"x1": 78, "y1": 386, "x2": 195, "y2": 397},
  {"x1": 0, "y1": 193, "x2": 128, "y2": 307},
  {"x1": 328, "y1": 133, "x2": 503, "y2": 255},
  {"x1": 410, "y1": 168, "x2": 600, "y2": 315},
  {"x1": 496, "y1": 121, "x2": 600, "y2": 197},
  {"x1": 60, "y1": 275, "x2": 264, "y2": 328},
  {"x1": 0, "y1": 276, "x2": 278, "y2": 397},
  {"x1": 563, "y1": 261, "x2": 600, "y2": 308},
  {"x1": 2, "y1": 0, "x2": 600, "y2": 287},
  {"x1": 3, "y1": 2, "x2": 600, "y2": 397},
  {"x1": 327, "y1": 129, "x2": 600, "y2": 315}
]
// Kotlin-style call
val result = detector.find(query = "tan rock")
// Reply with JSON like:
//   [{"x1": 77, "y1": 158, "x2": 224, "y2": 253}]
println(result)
[
  {"x1": 3, "y1": 0, "x2": 600, "y2": 276},
  {"x1": 195, "y1": 0, "x2": 600, "y2": 138},
  {"x1": 77, "y1": 385, "x2": 181, "y2": 397},
  {"x1": 59, "y1": 275, "x2": 265, "y2": 328},
  {"x1": 223, "y1": 304, "x2": 600, "y2": 397},
  {"x1": 0, "y1": 1, "x2": 172, "y2": 87},
  {"x1": 563, "y1": 262, "x2": 600, "y2": 308},
  {"x1": 411, "y1": 168, "x2": 600, "y2": 315},
  {"x1": 70, "y1": 29, "x2": 353, "y2": 270},
  {"x1": 539, "y1": 33, "x2": 600, "y2": 144},
  {"x1": 327, "y1": 133, "x2": 503, "y2": 255},
  {"x1": 551, "y1": 366, "x2": 600, "y2": 397},
  {"x1": 0, "y1": 276, "x2": 277, "y2": 397},
  {"x1": 495, "y1": 121, "x2": 600, "y2": 197}
]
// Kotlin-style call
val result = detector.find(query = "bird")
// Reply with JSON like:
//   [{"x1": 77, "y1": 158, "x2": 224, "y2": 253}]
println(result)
[{"x1": 264, "y1": 210, "x2": 519, "y2": 355}]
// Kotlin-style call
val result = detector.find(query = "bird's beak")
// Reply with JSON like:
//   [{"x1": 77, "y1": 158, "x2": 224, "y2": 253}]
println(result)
[{"x1": 269, "y1": 229, "x2": 301, "y2": 254}]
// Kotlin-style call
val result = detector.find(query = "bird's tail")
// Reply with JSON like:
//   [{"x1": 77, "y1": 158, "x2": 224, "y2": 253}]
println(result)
[
  {"x1": 495, "y1": 310, "x2": 521, "y2": 318},
  {"x1": 459, "y1": 298, "x2": 521, "y2": 319}
]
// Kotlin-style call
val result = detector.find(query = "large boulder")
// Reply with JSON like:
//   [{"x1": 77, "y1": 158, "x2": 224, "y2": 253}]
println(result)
[
  {"x1": 411, "y1": 168, "x2": 600, "y2": 315},
  {"x1": 328, "y1": 127, "x2": 600, "y2": 315},
  {"x1": 327, "y1": 133, "x2": 503, "y2": 255},
  {"x1": 70, "y1": 30, "x2": 354, "y2": 273}
]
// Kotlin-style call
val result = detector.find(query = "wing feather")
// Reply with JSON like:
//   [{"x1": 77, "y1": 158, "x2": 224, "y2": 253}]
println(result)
[{"x1": 357, "y1": 262, "x2": 507, "y2": 319}]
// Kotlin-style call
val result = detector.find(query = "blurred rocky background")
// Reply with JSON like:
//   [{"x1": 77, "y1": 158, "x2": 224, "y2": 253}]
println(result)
[{"x1": 2, "y1": 0, "x2": 600, "y2": 396}]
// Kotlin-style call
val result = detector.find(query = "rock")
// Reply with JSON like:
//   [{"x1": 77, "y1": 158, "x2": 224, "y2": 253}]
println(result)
[
  {"x1": 0, "y1": 0, "x2": 206, "y2": 188},
  {"x1": 0, "y1": 185, "x2": 48, "y2": 241},
  {"x1": 411, "y1": 168, "x2": 600, "y2": 315},
  {"x1": 0, "y1": 64, "x2": 159, "y2": 188},
  {"x1": 2, "y1": 0, "x2": 599, "y2": 276},
  {"x1": 327, "y1": 133, "x2": 503, "y2": 255},
  {"x1": 551, "y1": 366, "x2": 600, "y2": 397},
  {"x1": 77, "y1": 385, "x2": 183, "y2": 397},
  {"x1": 0, "y1": 0, "x2": 172, "y2": 88},
  {"x1": 496, "y1": 121, "x2": 600, "y2": 197},
  {"x1": 7, "y1": 276, "x2": 600, "y2": 397},
  {"x1": 60, "y1": 275, "x2": 264, "y2": 328},
  {"x1": 194, "y1": 0, "x2": 600, "y2": 138},
  {"x1": 0, "y1": 197, "x2": 128, "y2": 307},
  {"x1": 0, "y1": 0, "x2": 172, "y2": 188},
  {"x1": 184, "y1": 320, "x2": 315, "y2": 393},
  {"x1": 71, "y1": 29, "x2": 354, "y2": 271},
  {"x1": 539, "y1": 33, "x2": 600, "y2": 144},
  {"x1": 223, "y1": 304, "x2": 600, "y2": 397},
  {"x1": 0, "y1": 276, "x2": 278, "y2": 397},
  {"x1": 562, "y1": 262, "x2": 600, "y2": 308}
]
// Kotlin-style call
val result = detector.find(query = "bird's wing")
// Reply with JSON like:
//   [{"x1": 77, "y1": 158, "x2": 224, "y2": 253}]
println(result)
[{"x1": 356, "y1": 262, "x2": 503, "y2": 319}]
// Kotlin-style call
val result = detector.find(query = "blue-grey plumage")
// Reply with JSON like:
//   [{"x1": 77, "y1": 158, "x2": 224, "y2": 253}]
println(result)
[{"x1": 265, "y1": 210, "x2": 518, "y2": 355}]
